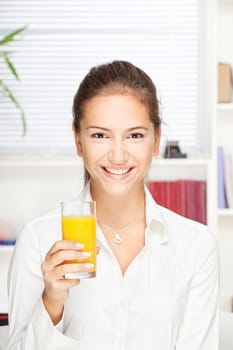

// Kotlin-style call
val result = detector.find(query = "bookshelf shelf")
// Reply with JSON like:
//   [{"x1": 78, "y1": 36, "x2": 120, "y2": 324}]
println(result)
[
  {"x1": 217, "y1": 103, "x2": 233, "y2": 111},
  {"x1": 152, "y1": 157, "x2": 210, "y2": 166},
  {"x1": 0, "y1": 156, "x2": 210, "y2": 170},
  {"x1": 0, "y1": 246, "x2": 15, "y2": 253},
  {"x1": 0, "y1": 156, "x2": 210, "y2": 168},
  {"x1": 218, "y1": 209, "x2": 233, "y2": 217},
  {"x1": 0, "y1": 156, "x2": 83, "y2": 168}
]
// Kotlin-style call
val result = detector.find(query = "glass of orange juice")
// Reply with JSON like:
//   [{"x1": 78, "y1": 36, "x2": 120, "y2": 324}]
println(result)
[{"x1": 61, "y1": 200, "x2": 96, "y2": 279}]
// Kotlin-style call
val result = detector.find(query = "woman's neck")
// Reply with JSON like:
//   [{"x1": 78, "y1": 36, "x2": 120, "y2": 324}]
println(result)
[{"x1": 90, "y1": 182, "x2": 146, "y2": 228}]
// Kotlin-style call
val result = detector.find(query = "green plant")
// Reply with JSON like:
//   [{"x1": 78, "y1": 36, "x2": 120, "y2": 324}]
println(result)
[{"x1": 0, "y1": 27, "x2": 27, "y2": 136}]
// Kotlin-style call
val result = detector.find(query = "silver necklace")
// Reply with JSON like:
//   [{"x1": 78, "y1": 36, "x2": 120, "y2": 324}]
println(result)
[{"x1": 98, "y1": 218, "x2": 143, "y2": 244}]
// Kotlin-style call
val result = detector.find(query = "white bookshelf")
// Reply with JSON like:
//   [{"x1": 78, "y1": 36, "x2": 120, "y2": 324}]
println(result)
[{"x1": 217, "y1": 0, "x2": 233, "y2": 312}]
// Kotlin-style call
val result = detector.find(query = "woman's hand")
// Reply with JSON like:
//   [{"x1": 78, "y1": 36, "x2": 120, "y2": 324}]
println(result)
[{"x1": 41, "y1": 240, "x2": 97, "y2": 324}]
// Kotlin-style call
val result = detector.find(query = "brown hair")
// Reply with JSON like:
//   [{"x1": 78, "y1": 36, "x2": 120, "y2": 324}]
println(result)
[{"x1": 72, "y1": 60, "x2": 161, "y2": 184}]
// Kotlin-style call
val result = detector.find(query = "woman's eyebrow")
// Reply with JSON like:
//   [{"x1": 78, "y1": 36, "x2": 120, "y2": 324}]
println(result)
[
  {"x1": 128, "y1": 127, "x2": 148, "y2": 131},
  {"x1": 87, "y1": 126, "x2": 148, "y2": 131},
  {"x1": 87, "y1": 126, "x2": 110, "y2": 131}
]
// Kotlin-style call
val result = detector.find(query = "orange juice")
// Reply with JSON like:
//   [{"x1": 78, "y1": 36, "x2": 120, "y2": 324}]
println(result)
[{"x1": 62, "y1": 215, "x2": 96, "y2": 275}]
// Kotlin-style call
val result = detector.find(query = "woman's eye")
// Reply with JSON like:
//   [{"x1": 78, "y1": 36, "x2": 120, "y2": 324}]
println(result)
[
  {"x1": 91, "y1": 133, "x2": 106, "y2": 139},
  {"x1": 129, "y1": 133, "x2": 144, "y2": 139}
]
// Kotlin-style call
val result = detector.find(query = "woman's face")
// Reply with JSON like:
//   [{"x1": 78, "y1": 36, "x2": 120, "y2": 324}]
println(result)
[{"x1": 74, "y1": 93, "x2": 160, "y2": 196}]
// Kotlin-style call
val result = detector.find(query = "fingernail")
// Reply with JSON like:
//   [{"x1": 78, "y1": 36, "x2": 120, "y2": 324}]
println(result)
[
  {"x1": 75, "y1": 243, "x2": 84, "y2": 249},
  {"x1": 81, "y1": 252, "x2": 91, "y2": 257},
  {"x1": 84, "y1": 263, "x2": 94, "y2": 268}
]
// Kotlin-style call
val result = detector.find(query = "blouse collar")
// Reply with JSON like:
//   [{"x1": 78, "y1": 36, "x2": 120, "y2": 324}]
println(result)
[{"x1": 77, "y1": 182, "x2": 169, "y2": 245}]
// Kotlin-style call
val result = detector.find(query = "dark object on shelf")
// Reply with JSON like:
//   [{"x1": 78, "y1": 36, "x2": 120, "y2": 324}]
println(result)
[
  {"x1": 0, "y1": 313, "x2": 8, "y2": 326},
  {"x1": 164, "y1": 141, "x2": 187, "y2": 159}
]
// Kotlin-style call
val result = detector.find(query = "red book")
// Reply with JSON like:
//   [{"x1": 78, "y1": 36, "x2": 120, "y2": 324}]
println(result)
[
  {"x1": 169, "y1": 181, "x2": 176, "y2": 211},
  {"x1": 194, "y1": 180, "x2": 207, "y2": 224},
  {"x1": 148, "y1": 180, "x2": 206, "y2": 225},
  {"x1": 148, "y1": 181, "x2": 168, "y2": 208},
  {"x1": 166, "y1": 181, "x2": 176, "y2": 212},
  {"x1": 185, "y1": 180, "x2": 197, "y2": 222},
  {"x1": 165, "y1": 181, "x2": 170, "y2": 209},
  {"x1": 175, "y1": 180, "x2": 186, "y2": 217},
  {"x1": 147, "y1": 181, "x2": 155, "y2": 199},
  {"x1": 159, "y1": 181, "x2": 168, "y2": 207}
]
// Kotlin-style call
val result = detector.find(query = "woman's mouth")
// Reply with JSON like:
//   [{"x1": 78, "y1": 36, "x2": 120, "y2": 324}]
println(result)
[{"x1": 103, "y1": 167, "x2": 132, "y2": 175}]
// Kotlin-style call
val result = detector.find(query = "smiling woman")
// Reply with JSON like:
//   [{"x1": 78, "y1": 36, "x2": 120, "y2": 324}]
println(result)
[
  {"x1": 72, "y1": 61, "x2": 161, "y2": 187},
  {"x1": 7, "y1": 61, "x2": 219, "y2": 350},
  {"x1": 73, "y1": 94, "x2": 160, "y2": 197}
]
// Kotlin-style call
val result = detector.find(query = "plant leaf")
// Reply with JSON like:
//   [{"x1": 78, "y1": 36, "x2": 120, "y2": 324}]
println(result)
[
  {"x1": 3, "y1": 52, "x2": 19, "y2": 80},
  {"x1": 0, "y1": 80, "x2": 26, "y2": 136},
  {"x1": 0, "y1": 26, "x2": 27, "y2": 46}
]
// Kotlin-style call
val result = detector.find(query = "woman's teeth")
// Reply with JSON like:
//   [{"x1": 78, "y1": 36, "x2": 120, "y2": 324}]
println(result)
[{"x1": 104, "y1": 167, "x2": 131, "y2": 175}]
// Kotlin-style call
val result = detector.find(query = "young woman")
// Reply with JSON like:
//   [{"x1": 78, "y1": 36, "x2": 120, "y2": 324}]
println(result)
[{"x1": 8, "y1": 61, "x2": 219, "y2": 349}]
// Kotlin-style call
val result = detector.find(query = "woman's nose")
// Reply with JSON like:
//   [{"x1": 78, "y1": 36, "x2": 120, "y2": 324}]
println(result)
[{"x1": 108, "y1": 140, "x2": 128, "y2": 163}]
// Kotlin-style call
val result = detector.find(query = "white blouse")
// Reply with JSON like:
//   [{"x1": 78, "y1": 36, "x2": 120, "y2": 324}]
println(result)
[{"x1": 8, "y1": 185, "x2": 219, "y2": 350}]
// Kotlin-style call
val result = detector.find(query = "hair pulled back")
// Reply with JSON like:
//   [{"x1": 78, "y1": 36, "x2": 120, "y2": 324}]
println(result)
[{"x1": 72, "y1": 60, "x2": 161, "y2": 184}]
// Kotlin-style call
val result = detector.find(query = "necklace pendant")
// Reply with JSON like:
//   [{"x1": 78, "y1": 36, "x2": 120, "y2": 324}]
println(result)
[{"x1": 114, "y1": 232, "x2": 122, "y2": 244}]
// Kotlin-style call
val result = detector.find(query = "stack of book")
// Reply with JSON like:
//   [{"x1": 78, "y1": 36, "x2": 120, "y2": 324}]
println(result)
[
  {"x1": 0, "y1": 239, "x2": 16, "y2": 245},
  {"x1": 217, "y1": 146, "x2": 233, "y2": 209},
  {"x1": 147, "y1": 180, "x2": 207, "y2": 224},
  {"x1": 0, "y1": 220, "x2": 16, "y2": 245},
  {"x1": 0, "y1": 313, "x2": 8, "y2": 326}
]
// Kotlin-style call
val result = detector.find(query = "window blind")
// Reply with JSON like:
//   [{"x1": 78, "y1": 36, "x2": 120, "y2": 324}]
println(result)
[{"x1": 0, "y1": 0, "x2": 207, "y2": 155}]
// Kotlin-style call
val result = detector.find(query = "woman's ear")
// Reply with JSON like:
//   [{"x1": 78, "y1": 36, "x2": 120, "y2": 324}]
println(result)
[
  {"x1": 153, "y1": 126, "x2": 161, "y2": 156},
  {"x1": 72, "y1": 123, "x2": 83, "y2": 157}
]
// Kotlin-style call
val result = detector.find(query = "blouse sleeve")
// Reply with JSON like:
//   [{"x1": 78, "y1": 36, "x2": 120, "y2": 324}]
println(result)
[
  {"x1": 7, "y1": 224, "x2": 79, "y2": 350},
  {"x1": 175, "y1": 228, "x2": 219, "y2": 350}
]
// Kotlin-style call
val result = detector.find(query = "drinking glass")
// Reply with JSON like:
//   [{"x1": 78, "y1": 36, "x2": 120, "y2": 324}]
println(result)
[{"x1": 61, "y1": 200, "x2": 96, "y2": 279}]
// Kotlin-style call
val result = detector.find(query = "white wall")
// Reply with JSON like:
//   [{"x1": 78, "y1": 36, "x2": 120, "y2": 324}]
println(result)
[
  {"x1": 0, "y1": 158, "x2": 85, "y2": 312},
  {"x1": 1, "y1": 159, "x2": 84, "y2": 234}
]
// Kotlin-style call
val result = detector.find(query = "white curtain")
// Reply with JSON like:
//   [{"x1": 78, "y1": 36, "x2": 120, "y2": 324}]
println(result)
[{"x1": 0, "y1": 0, "x2": 207, "y2": 155}]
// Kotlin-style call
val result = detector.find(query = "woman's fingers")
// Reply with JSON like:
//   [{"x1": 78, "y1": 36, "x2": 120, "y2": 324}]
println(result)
[
  {"x1": 45, "y1": 240, "x2": 100, "y2": 261},
  {"x1": 56, "y1": 263, "x2": 94, "y2": 280},
  {"x1": 45, "y1": 240, "x2": 83, "y2": 259},
  {"x1": 42, "y1": 240, "x2": 96, "y2": 283},
  {"x1": 43, "y1": 250, "x2": 92, "y2": 273},
  {"x1": 43, "y1": 241, "x2": 100, "y2": 274},
  {"x1": 43, "y1": 262, "x2": 94, "y2": 287}
]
